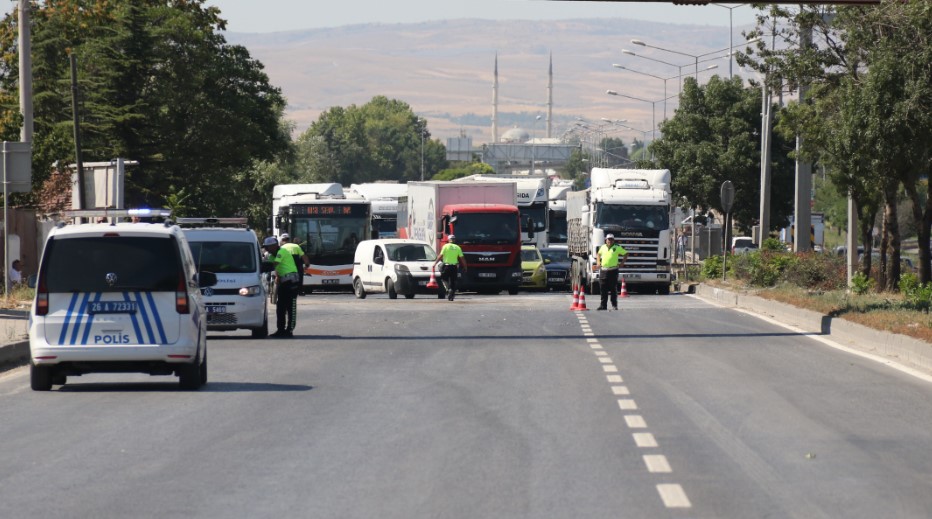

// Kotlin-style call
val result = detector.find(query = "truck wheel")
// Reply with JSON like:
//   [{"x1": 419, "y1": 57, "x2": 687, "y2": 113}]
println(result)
[
  {"x1": 353, "y1": 277, "x2": 367, "y2": 299},
  {"x1": 387, "y1": 278, "x2": 398, "y2": 299},
  {"x1": 31, "y1": 363, "x2": 53, "y2": 391},
  {"x1": 658, "y1": 283, "x2": 671, "y2": 295},
  {"x1": 507, "y1": 287, "x2": 519, "y2": 295},
  {"x1": 404, "y1": 293, "x2": 415, "y2": 299}
]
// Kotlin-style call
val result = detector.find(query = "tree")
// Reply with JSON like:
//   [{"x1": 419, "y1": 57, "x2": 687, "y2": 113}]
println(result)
[
  {"x1": 0, "y1": 0, "x2": 291, "y2": 219},
  {"x1": 297, "y1": 96, "x2": 448, "y2": 185},
  {"x1": 651, "y1": 76, "x2": 795, "y2": 234}
]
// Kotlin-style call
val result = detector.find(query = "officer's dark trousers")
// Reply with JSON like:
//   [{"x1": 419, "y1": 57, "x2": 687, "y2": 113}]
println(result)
[
  {"x1": 599, "y1": 267, "x2": 619, "y2": 308},
  {"x1": 441, "y1": 264, "x2": 459, "y2": 296},
  {"x1": 277, "y1": 280, "x2": 298, "y2": 332}
]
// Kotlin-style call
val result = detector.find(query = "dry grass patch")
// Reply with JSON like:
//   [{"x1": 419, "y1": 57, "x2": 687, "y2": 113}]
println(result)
[{"x1": 710, "y1": 280, "x2": 932, "y2": 344}]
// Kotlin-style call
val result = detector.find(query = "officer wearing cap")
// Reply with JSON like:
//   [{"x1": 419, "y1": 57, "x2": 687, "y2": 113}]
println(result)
[
  {"x1": 263, "y1": 236, "x2": 299, "y2": 337},
  {"x1": 596, "y1": 233, "x2": 627, "y2": 310},
  {"x1": 431, "y1": 234, "x2": 467, "y2": 301}
]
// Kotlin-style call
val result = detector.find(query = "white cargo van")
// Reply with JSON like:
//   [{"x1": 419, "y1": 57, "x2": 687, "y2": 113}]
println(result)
[
  {"x1": 352, "y1": 239, "x2": 440, "y2": 299},
  {"x1": 179, "y1": 219, "x2": 270, "y2": 338},
  {"x1": 28, "y1": 211, "x2": 215, "y2": 390}
]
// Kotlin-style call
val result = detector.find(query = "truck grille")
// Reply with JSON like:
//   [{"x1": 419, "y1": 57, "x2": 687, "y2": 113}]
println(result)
[{"x1": 618, "y1": 237, "x2": 665, "y2": 273}]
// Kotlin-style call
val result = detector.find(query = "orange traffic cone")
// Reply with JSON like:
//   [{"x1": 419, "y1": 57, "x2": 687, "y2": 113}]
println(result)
[
  {"x1": 569, "y1": 283, "x2": 580, "y2": 310},
  {"x1": 619, "y1": 277, "x2": 630, "y2": 298},
  {"x1": 575, "y1": 286, "x2": 589, "y2": 311},
  {"x1": 427, "y1": 269, "x2": 439, "y2": 289}
]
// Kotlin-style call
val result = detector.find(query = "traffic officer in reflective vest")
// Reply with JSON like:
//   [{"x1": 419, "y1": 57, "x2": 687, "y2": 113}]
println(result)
[
  {"x1": 263, "y1": 236, "x2": 299, "y2": 337},
  {"x1": 432, "y1": 234, "x2": 467, "y2": 301},
  {"x1": 596, "y1": 234, "x2": 627, "y2": 311}
]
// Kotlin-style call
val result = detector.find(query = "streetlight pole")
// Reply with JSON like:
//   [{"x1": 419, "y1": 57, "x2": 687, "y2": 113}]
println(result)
[
  {"x1": 712, "y1": 3, "x2": 748, "y2": 79},
  {"x1": 628, "y1": 37, "x2": 759, "y2": 85},
  {"x1": 530, "y1": 114, "x2": 541, "y2": 175},
  {"x1": 613, "y1": 63, "x2": 717, "y2": 121}
]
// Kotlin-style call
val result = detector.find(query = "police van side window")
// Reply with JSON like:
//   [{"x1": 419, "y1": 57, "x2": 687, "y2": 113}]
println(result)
[{"x1": 43, "y1": 236, "x2": 182, "y2": 292}]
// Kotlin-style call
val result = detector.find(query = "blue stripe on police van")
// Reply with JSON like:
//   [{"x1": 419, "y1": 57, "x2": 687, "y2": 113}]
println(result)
[
  {"x1": 58, "y1": 292, "x2": 81, "y2": 345},
  {"x1": 124, "y1": 291, "x2": 145, "y2": 343},
  {"x1": 145, "y1": 291, "x2": 168, "y2": 344},
  {"x1": 81, "y1": 292, "x2": 102, "y2": 345},
  {"x1": 133, "y1": 291, "x2": 156, "y2": 344},
  {"x1": 69, "y1": 293, "x2": 92, "y2": 345},
  {"x1": 146, "y1": 292, "x2": 168, "y2": 344}
]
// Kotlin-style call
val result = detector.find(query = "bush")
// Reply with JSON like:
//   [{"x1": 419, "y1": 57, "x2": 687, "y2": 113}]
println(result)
[
  {"x1": 701, "y1": 254, "x2": 724, "y2": 279},
  {"x1": 783, "y1": 252, "x2": 847, "y2": 291},
  {"x1": 761, "y1": 237, "x2": 786, "y2": 252},
  {"x1": 850, "y1": 272, "x2": 874, "y2": 295},
  {"x1": 898, "y1": 272, "x2": 932, "y2": 310}
]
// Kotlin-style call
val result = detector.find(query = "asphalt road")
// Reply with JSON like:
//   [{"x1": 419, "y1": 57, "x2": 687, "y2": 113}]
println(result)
[{"x1": 2, "y1": 291, "x2": 932, "y2": 518}]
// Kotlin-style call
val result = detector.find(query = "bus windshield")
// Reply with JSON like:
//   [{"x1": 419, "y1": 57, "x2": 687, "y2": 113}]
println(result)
[
  {"x1": 290, "y1": 215, "x2": 369, "y2": 266},
  {"x1": 452, "y1": 213, "x2": 520, "y2": 245}
]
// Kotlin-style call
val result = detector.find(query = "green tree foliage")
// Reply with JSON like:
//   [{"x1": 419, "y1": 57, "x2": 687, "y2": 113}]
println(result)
[
  {"x1": 651, "y1": 76, "x2": 794, "y2": 234},
  {"x1": 0, "y1": 0, "x2": 291, "y2": 220},
  {"x1": 599, "y1": 136, "x2": 629, "y2": 167},
  {"x1": 432, "y1": 161, "x2": 494, "y2": 181},
  {"x1": 745, "y1": 3, "x2": 932, "y2": 287},
  {"x1": 295, "y1": 96, "x2": 448, "y2": 185}
]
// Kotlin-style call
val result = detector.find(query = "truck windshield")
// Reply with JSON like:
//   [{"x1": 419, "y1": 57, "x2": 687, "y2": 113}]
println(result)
[
  {"x1": 520, "y1": 203, "x2": 547, "y2": 233},
  {"x1": 595, "y1": 204, "x2": 669, "y2": 232},
  {"x1": 548, "y1": 210, "x2": 567, "y2": 243},
  {"x1": 452, "y1": 213, "x2": 520, "y2": 244}
]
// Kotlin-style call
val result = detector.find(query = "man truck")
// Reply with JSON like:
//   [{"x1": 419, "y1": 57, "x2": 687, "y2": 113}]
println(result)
[
  {"x1": 452, "y1": 175, "x2": 550, "y2": 248},
  {"x1": 399, "y1": 181, "x2": 525, "y2": 295},
  {"x1": 567, "y1": 168, "x2": 673, "y2": 295}
]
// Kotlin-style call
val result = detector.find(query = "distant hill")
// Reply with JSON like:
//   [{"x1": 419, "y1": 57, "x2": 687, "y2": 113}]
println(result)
[{"x1": 224, "y1": 18, "x2": 755, "y2": 146}]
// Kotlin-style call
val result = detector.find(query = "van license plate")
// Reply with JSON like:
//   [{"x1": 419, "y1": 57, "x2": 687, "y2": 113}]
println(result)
[
  {"x1": 206, "y1": 305, "x2": 226, "y2": 314},
  {"x1": 88, "y1": 301, "x2": 137, "y2": 314}
]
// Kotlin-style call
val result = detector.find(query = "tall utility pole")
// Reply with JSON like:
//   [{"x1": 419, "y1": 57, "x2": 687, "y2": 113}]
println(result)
[
  {"x1": 758, "y1": 78, "x2": 772, "y2": 245},
  {"x1": 793, "y1": 23, "x2": 813, "y2": 253},
  {"x1": 71, "y1": 54, "x2": 86, "y2": 210},
  {"x1": 18, "y1": 0, "x2": 33, "y2": 144}
]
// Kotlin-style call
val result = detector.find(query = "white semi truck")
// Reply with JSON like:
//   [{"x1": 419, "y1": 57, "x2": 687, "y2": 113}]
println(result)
[
  {"x1": 567, "y1": 168, "x2": 673, "y2": 295},
  {"x1": 346, "y1": 182, "x2": 408, "y2": 239},
  {"x1": 548, "y1": 179, "x2": 574, "y2": 245},
  {"x1": 453, "y1": 174, "x2": 550, "y2": 248}
]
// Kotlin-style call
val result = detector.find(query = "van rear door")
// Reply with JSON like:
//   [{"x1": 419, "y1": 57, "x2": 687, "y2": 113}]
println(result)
[{"x1": 39, "y1": 235, "x2": 183, "y2": 346}]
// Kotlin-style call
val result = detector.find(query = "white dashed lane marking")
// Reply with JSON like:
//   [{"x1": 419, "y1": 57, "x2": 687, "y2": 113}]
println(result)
[{"x1": 580, "y1": 309, "x2": 691, "y2": 510}]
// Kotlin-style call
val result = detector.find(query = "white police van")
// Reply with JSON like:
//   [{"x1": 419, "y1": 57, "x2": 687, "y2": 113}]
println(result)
[
  {"x1": 28, "y1": 210, "x2": 215, "y2": 391},
  {"x1": 178, "y1": 218, "x2": 270, "y2": 338}
]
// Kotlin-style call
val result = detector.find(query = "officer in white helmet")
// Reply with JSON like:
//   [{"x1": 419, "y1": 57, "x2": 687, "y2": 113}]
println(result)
[{"x1": 431, "y1": 234, "x2": 467, "y2": 301}]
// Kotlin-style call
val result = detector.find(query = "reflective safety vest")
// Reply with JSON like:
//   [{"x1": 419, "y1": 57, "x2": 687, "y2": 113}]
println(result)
[
  {"x1": 272, "y1": 248, "x2": 299, "y2": 276},
  {"x1": 597, "y1": 243, "x2": 627, "y2": 268},
  {"x1": 439, "y1": 243, "x2": 464, "y2": 265}
]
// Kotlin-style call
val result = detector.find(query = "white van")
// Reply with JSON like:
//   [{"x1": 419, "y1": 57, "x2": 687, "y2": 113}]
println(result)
[
  {"x1": 352, "y1": 239, "x2": 440, "y2": 299},
  {"x1": 180, "y1": 221, "x2": 270, "y2": 338},
  {"x1": 29, "y1": 214, "x2": 215, "y2": 391}
]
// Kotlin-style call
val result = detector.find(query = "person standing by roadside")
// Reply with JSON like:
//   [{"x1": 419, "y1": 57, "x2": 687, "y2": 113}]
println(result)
[
  {"x1": 596, "y1": 234, "x2": 627, "y2": 311},
  {"x1": 431, "y1": 235, "x2": 467, "y2": 301},
  {"x1": 279, "y1": 233, "x2": 310, "y2": 293},
  {"x1": 9, "y1": 259, "x2": 23, "y2": 285},
  {"x1": 263, "y1": 236, "x2": 299, "y2": 337}
]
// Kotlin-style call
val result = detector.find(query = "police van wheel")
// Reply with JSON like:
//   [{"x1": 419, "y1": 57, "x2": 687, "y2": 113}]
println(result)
[
  {"x1": 404, "y1": 293, "x2": 415, "y2": 299},
  {"x1": 507, "y1": 288, "x2": 519, "y2": 295},
  {"x1": 353, "y1": 278, "x2": 367, "y2": 299},
  {"x1": 178, "y1": 352, "x2": 204, "y2": 390},
  {"x1": 199, "y1": 349, "x2": 208, "y2": 385},
  {"x1": 52, "y1": 373, "x2": 67, "y2": 386},
  {"x1": 386, "y1": 279, "x2": 398, "y2": 300},
  {"x1": 30, "y1": 363, "x2": 53, "y2": 391},
  {"x1": 251, "y1": 317, "x2": 269, "y2": 338}
]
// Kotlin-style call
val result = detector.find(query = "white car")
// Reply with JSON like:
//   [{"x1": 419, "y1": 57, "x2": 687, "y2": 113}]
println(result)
[
  {"x1": 731, "y1": 237, "x2": 758, "y2": 254},
  {"x1": 28, "y1": 215, "x2": 215, "y2": 391},
  {"x1": 352, "y1": 239, "x2": 440, "y2": 299},
  {"x1": 182, "y1": 224, "x2": 271, "y2": 338}
]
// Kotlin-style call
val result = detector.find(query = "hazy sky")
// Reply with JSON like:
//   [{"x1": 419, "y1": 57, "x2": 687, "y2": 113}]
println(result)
[{"x1": 204, "y1": 1, "x2": 759, "y2": 33}]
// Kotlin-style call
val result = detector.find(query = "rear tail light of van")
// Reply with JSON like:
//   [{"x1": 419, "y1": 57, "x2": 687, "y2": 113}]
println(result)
[
  {"x1": 176, "y1": 275, "x2": 190, "y2": 314},
  {"x1": 35, "y1": 276, "x2": 49, "y2": 316}
]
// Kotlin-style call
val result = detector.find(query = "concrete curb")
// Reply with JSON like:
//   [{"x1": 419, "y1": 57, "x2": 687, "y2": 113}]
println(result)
[{"x1": 694, "y1": 284, "x2": 932, "y2": 373}]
